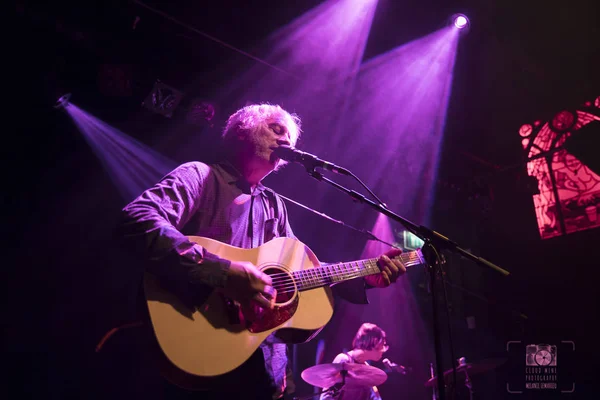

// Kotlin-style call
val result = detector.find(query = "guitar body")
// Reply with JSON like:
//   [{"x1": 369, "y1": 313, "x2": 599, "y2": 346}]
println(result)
[{"x1": 143, "y1": 236, "x2": 335, "y2": 389}]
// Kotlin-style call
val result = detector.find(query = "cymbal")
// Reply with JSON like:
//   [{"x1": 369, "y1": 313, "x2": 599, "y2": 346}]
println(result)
[
  {"x1": 302, "y1": 363, "x2": 388, "y2": 388},
  {"x1": 424, "y1": 358, "x2": 507, "y2": 387}
]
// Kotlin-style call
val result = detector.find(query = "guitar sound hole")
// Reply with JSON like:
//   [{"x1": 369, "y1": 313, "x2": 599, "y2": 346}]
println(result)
[{"x1": 263, "y1": 267, "x2": 295, "y2": 304}]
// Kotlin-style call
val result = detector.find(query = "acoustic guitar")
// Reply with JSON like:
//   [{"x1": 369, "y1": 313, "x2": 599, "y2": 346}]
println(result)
[{"x1": 143, "y1": 236, "x2": 424, "y2": 389}]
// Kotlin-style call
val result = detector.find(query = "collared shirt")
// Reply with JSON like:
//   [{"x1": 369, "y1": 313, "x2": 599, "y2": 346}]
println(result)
[{"x1": 120, "y1": 160, "x2": 294, "y2": 397}]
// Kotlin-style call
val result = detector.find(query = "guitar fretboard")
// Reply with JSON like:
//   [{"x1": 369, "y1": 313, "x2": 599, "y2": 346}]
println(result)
[{"x1": 291, "y1": 250, "x2": 424, "y2": 291}]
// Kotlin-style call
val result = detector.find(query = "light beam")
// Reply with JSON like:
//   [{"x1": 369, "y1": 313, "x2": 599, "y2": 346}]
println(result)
[{"x1": 61, "y1": 102, "x2": 176, "y2": 203}]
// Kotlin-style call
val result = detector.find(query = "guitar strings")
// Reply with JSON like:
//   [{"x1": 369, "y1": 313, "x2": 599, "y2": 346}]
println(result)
[
  {"x1": 270, "y1": 274, "x2": 364, "y2": 294},
  {"x1": 271, "y1": 261, "x2": 422, "y2": 289},
  {"x1": 268, "y1": 262, "x2": 379, "y2": 280},
  {"x1": 266, "y1": 254, "x2": 421, "y2": 281},
  {"x1": 267, "y1": 258, "x2": 423, "y2": 284},
  {"x1": 262, "y1": 253, "x2": 422, "y2": 282},
  {"x1": 267, "y1": 256, "x2": 423, "y2": 283},
  {"x1": 272, "y1": 269, "x2": 377, "y2": 294},
  {"x1": 268, "y1": 259, "x2": 424, "y2": 294}
]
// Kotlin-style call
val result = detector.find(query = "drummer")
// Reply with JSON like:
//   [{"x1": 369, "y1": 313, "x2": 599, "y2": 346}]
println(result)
[{"x1": 320, "y1": 323, "x2": 389, "y2": 400}]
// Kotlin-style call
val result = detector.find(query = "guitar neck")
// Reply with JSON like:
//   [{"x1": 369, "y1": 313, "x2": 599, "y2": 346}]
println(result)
[{"x1": 292, "y1": 250, "x2": 424, "y2": 291}]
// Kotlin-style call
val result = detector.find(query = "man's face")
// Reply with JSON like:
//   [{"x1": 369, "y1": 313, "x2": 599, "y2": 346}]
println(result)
[
  {"x1": 366, "y1": 339, "x2": 389, "y2": 361},
  {"x1": 244, "y1": 115, "x2": 294, "y2": 170}
]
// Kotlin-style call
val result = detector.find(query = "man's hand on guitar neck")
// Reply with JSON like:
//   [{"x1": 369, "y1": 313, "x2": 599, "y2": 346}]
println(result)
[
  {"x1": 222, "y1": 261, "x2": 277, "y2": 310},
  {"x1": 364, "y1": 248, "x2": 406, "y2": 288}
]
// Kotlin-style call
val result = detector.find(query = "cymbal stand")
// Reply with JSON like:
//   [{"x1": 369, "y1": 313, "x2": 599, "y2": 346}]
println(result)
[
  {"x1": 293, "y1": 370, "x2": 346, "y2": 400},
  {"x1": 430, "y1": 362, "x2": 438, "y2": 400},
  {"x1": 464, "y1": 370, "x2": 473, "y2": 400},
  {"x1": 293, "y1": 385, "x2": 341, "y2": 400}
]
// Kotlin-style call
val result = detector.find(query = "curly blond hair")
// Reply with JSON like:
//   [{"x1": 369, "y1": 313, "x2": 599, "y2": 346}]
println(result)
[{"x1": 222, "y1": 103, "x2": 302, "y2": 147}]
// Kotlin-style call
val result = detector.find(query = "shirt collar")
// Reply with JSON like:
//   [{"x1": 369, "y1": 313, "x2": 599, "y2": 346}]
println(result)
[{"x1": 216, "y1": 160, "x2": 267, "y2": 196}]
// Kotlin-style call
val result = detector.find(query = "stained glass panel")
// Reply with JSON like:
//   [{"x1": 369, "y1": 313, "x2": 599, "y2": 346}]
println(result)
[{"x1": 519, "y1": 98, "x2": 600, "y2": 239}]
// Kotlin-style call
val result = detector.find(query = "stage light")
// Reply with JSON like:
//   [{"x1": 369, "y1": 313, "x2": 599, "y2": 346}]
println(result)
[
  {"x1": 54, "y1": 93, "x2": 72, "y2": 109},
  {"x1": 448, "y1": 13, "x2": 470, "y2": 33},
  {"x1": 185, "y1": 98, "x2": 216, "y2": 127},
  {"x1": 453, "y1": 14, "x2": 469, "y2": 29},
  {"x1": 142, "y1": 80, "x2": 183, "y2": 118}
]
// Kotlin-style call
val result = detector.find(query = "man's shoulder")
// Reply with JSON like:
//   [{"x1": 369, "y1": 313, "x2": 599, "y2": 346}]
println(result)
[
  {"x1": 332, "y1": 352, "x2": 353, "y2": 364},
  {"x1": 173, "y1": 161, "x2": 213, "y2": 178},
  {"x1": 177, "y1": 160, "x2": 211, "y2": 170}
]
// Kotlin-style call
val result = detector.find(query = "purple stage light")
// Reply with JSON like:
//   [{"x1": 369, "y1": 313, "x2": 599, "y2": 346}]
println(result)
[
  {"x1": 54, "y1": 93, "x2": 72, "y2": 109},
  {"x1": 453, "y1": 14, "x2": 468, "y2": 29}
]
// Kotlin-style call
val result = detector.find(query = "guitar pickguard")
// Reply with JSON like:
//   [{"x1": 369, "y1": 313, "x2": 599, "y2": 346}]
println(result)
[
  {"x1": 245, "y1": 296, "x2": 299, "y2": 333},
  {"x1": 246, "y1": 265, "x2": 299, "y2": 333}
]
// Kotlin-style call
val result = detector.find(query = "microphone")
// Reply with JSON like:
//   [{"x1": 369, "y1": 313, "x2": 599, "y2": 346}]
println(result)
[
  {"x1": 272, "y1": 146, "x2": 350, "y2": 175},
  {"x1": 382, "y1": 358, "x2": 412, "y2": 375}
]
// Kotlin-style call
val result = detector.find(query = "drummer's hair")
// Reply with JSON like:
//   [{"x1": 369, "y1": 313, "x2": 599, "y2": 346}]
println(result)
[{"x1": 352, "y1": 323, "x2": 386, "y2": 351}]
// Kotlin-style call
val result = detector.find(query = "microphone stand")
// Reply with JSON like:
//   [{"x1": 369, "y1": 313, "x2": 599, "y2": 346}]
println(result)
[{"x1": 303, "y1": 169, "x2": 510, "y2": 400}]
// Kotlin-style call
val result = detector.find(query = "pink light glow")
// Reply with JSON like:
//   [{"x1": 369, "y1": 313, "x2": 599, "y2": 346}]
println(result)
[
  {"x1": 339, "y1": 26, "x2": 460, "y2": 223},
  {"x1": 522, "y1": 109, "x2": 600, "y2": 239},
  {"x1": 62, "y1": 102, "x2": 176, "y2": 202},
  {"x1": 454, "y1": 15, "x2": 468, "y2": 29}
]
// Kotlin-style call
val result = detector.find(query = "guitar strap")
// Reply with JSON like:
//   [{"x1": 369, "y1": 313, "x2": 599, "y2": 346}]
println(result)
[
  {"x1": 263, "y1": 188, "x2": 288, "y2": 240},
  {"x1": 264, "y1": 188, "x2": 282, "y2": 221}
]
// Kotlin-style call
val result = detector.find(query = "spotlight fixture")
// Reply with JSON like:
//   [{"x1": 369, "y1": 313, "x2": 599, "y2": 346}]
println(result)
[
  {"x1": 142, "y1": 80, "x2": 183, "y2": 118},
  {"x1": 54, "y1": 93, "x2": 72, "y2": 109},
  {"x1": 451, "y1": 13, "x2": 470, "y2": 31},
  {"x1": 185, "y1": 98, "x2": 216, "y2": 127}
]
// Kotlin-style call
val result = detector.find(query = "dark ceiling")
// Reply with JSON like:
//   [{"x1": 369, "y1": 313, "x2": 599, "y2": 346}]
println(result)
[{"x1": 16, "y1": 0, "x2": 599, "y2": 167}]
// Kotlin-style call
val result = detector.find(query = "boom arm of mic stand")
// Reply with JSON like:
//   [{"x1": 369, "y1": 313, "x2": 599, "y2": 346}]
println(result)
[{"x1": 307, "y1": 171, "x2": 509, "y2": 276}]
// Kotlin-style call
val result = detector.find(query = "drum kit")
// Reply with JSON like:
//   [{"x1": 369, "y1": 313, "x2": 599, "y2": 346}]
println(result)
[
  {"x1": 296, "y1": 356, "x2": 506, "y2": 399},
  {"x1": 295, "y1": 362, "x2": 387, "y2": 400}
]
